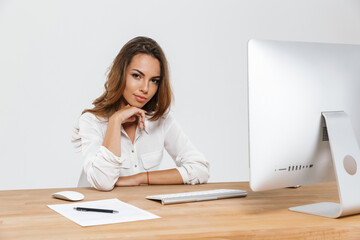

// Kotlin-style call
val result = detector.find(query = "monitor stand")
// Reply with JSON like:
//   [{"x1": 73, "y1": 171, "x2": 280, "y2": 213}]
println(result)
[{"x1": 289, "y1": 111, "x2": 360, "y2": 218}]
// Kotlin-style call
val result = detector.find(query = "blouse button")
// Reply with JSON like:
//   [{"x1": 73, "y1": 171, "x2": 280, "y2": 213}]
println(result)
[
  {"x1": 135, "y1": 164, "x2": 137, "y2": 168},
  {"x1": 132, "y1": 150, "x2": 134, "y2": 153}
]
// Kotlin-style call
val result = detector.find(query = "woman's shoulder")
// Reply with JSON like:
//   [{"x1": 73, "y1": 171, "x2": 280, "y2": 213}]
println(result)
[
  {"x1": 79, "y1": 112, "x2": 108, "y2": 126},
  {"x1": 153, "y1": 111, "x2": 175, "y2": 124},
  {"x1": 158, "y1": 112, "x2": 178, "y2": 129},
  {"x1": 144, "y1": 111, "x2": 173, "y2": 131}
]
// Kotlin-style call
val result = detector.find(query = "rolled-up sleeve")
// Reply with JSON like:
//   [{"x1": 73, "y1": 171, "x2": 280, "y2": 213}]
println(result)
[
  {"x1": 78, "y1": 113, "x2": 128, "y2": 191},
  {"x1": 163, "y1": 115, "x2": 210, "y2": 185}
]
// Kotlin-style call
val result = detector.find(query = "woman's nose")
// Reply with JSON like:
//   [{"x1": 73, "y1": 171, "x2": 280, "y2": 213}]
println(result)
[{"x1": 140, "y1": 80, "x2": 149, "y2": 93}]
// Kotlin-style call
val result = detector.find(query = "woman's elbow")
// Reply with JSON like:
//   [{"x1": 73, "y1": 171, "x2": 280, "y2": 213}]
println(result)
[
  {"x1": 199, "y1": 160, "x2": 210, "y2": 183},
  {"x1": 86, "y1": 170, "x2": 116, "y2": 191},
  {"x1": 197, "y1": 166, "x2": 210, "y2": 184},
  {"x1": 93, "y1": 182, "x2": 115, "y2": 191},
  {"x1": 186, "y1": 163, "x2": 210, "y2": 185}
]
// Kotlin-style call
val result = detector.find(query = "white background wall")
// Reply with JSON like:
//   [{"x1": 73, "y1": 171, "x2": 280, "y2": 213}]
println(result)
[{"x1": 1, "y1": 0, "x2": 360, "y2": 190}]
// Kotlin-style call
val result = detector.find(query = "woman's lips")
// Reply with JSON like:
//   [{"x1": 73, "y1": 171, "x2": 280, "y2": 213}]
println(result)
[{"x1": 134, "y1": 94, "x2": 147, "y2": 103}]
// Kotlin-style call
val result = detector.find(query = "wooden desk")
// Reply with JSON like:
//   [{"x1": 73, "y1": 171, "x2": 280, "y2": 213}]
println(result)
[{"x1": 1, "y1": 182, "x2": 360, "y2": 239}]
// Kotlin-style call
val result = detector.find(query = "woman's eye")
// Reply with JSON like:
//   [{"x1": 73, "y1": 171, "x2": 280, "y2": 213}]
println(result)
[
  {"x1": 151, "y1": 79, "x2": 160, "y2": 84},
  {"x1": 132, "y1": 74, "x2": 141, "y2": 79}
]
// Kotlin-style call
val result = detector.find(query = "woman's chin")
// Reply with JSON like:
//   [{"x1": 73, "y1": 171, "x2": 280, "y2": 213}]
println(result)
[{"x1": 129, "y1": 101, "x2": 145, "y2": 108}]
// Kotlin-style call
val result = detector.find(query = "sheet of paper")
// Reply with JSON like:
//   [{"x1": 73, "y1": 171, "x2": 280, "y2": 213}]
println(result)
[{"x1": 48, "y1": 198, "x2": 160, "y2": 227}]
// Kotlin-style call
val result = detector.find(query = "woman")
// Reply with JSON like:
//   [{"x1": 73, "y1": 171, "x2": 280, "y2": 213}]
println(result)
[{"x1": 74, "y1": 36, "x2": 210, "y2": 191}]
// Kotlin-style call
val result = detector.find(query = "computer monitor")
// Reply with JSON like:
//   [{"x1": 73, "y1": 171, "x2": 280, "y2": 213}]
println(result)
[{"x1": 248, "y1": 39, "x2": 360, "y2": 218}]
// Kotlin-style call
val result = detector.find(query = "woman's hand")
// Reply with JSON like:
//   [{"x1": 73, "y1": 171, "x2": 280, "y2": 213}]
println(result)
[
  {"x1": 102, "y1": 105, "x2": 146, "y2": 157},
  {"x1": 111, "y1": 105, "x2": 146, "y2": 129}
]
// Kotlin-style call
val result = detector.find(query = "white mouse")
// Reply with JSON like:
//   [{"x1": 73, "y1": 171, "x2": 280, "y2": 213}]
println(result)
[{"x1": 52, "y1": 191, "x2": 84, "y2": 201}]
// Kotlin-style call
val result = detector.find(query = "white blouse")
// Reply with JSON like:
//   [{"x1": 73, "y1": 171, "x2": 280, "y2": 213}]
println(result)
[{"x1": 76, "y1": 112, "x2": 210, "y2": 191}]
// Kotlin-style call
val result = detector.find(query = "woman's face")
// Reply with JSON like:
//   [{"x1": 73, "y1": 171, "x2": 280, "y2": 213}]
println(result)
[{"x1": 122, "y1": 54, "x2": 161, "y2": 108}]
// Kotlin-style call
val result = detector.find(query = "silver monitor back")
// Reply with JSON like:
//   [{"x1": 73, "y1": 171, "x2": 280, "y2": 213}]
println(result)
[{"x1": 248, "y1": 39, "x2": 360, "y2": 192}]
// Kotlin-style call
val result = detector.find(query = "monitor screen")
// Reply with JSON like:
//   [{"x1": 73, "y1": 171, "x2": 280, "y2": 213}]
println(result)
[{"x1": 248, "y1": 39, "x2": 360, "y2": 192}]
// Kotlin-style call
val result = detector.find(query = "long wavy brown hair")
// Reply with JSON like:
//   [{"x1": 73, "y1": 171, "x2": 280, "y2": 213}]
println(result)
[{"x1": 83, "y1": 36, "x2": 173, "y2": 120}]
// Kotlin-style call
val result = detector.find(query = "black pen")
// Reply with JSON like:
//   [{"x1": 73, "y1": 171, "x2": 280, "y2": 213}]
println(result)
[{"x1": 73, "y1": 207, "x2": 119, "y2": 214}]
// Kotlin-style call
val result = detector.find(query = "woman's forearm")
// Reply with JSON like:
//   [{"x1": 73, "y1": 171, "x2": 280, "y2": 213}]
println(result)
[
  {"x1": 115, "y1": 168, "x2": 183, "y2": 186},
  {"x1": 102, "y1": 113, "x2": 122, "y2": 157},
  {"x1": 145, "y1": 169, "x2": 183, "y2": 185}
]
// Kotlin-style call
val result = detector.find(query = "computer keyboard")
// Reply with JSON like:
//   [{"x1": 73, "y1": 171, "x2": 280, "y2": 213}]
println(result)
[{"x1": 146, "y1": 189, "x2": 247, "y2": 205}]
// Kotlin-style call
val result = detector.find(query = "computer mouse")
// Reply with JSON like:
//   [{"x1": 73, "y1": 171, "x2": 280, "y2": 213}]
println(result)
[{"x1": 52, "y1": 191, "x2": 84, "y2": 201}]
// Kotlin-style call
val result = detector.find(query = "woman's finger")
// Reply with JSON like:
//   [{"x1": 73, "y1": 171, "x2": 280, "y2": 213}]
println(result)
[
  {"x1": 136, "y1": 112, "x2": 144, "y2": 129},
  {"x1": 125, "y1": 116, "x2": 137, "y2": 123},
  {"x1": 141, "y1": 111, "x2": 146, "y2": 129}
]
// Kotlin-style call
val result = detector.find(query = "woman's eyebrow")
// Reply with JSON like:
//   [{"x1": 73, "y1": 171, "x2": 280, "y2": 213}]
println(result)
[
  {"x1": 132, "y1": 69, "x2": 145, "y2": 76},
  {"x1": 132, "y1": 69, "x2": 161, "y2": 79}
]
